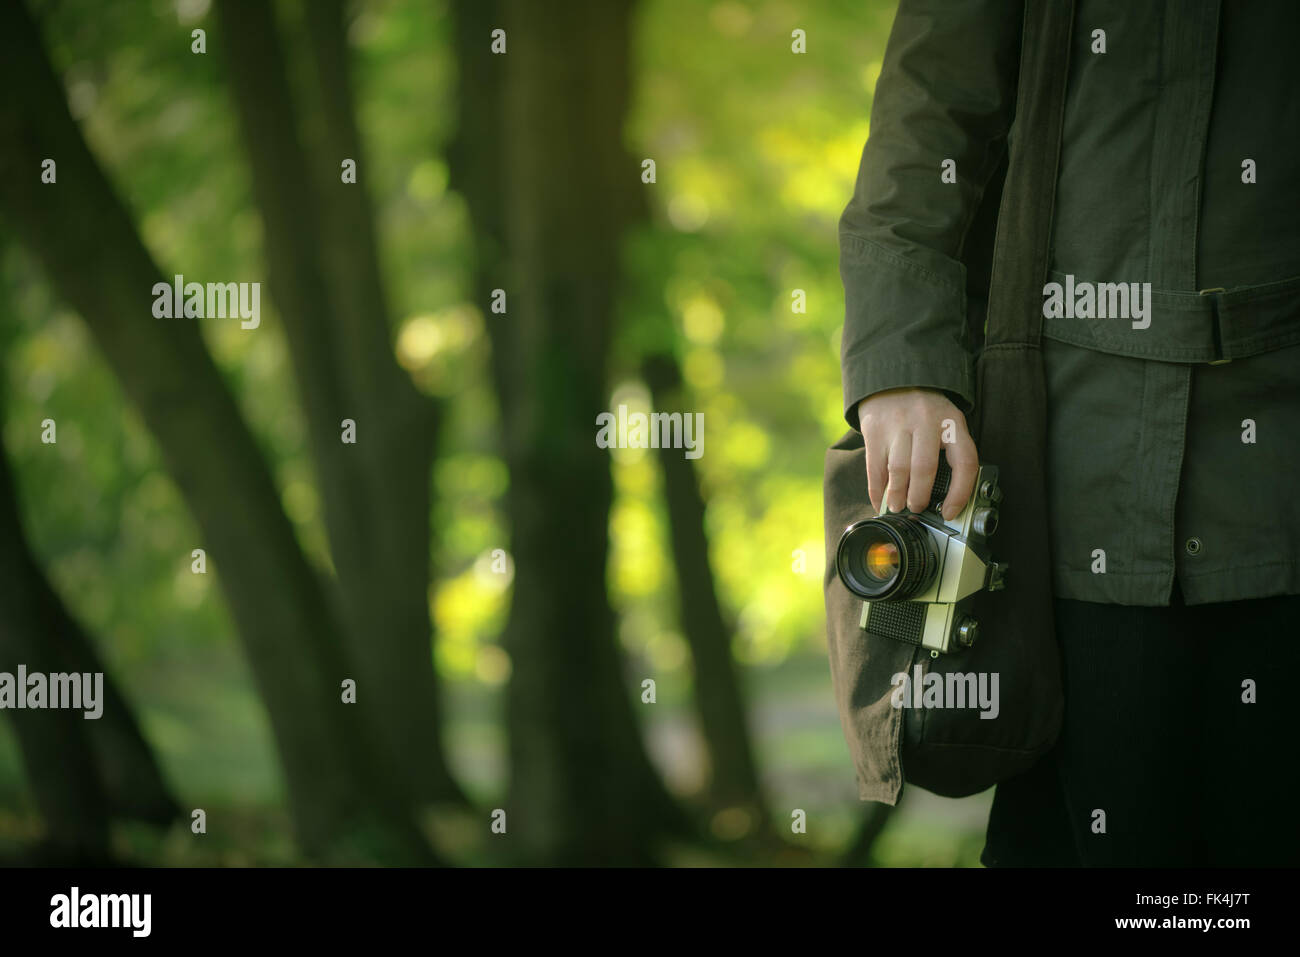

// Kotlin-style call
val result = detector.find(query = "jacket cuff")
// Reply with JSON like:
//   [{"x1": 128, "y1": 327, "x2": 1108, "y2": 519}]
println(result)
[
  {"x1": 842, "y1": 357, "x2": 976, "y2": 430},
  {"x1": 839, "y1": 233, "x2": 977, "y2": 429}
]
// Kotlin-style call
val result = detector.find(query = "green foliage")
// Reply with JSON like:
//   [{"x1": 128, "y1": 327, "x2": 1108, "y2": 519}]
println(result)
[
  {"x1": 612, "y1": 0, "x2": 895, "y2": 669},
  {"x1": 0, "y1": 0, "x2": 988, "y2": 864}
]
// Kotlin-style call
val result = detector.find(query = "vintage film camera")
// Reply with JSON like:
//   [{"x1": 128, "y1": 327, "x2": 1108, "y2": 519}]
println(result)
[{"x1": 835, "y1": 452, "x2": 1008, "y2": 656}]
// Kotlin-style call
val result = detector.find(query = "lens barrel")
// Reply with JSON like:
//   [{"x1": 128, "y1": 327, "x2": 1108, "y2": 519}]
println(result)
[{"x1": 836, "y1": 515, "x2": 938, "y2": 601}]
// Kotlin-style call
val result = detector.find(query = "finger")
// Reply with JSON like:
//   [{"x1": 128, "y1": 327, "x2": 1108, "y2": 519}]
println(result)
[
  {"x1": 907, "y1": 422, "x2": 941, "y2": 514},
  {"x1": 863, "y1": 422, "x2": 888, "y2": 515},
  {"x1": 883, "y1": 431, "x2": 912, "y2": 514},
  {"x1": 941, "y1": 425, "x2": 979, "y2": 521}
]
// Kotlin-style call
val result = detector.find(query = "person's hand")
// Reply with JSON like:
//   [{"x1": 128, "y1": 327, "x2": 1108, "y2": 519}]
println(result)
[{"x1": 855, "y1": 388, "x2": 978, "y2": 521}]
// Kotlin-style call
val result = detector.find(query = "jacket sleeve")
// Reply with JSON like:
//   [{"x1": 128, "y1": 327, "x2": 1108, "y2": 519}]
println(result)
[{"x1": 839, "y1": 0, "x2": 1023, "y2": 428}]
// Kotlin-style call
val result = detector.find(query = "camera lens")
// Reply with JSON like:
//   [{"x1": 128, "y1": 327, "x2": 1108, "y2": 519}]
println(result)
[
  {"x1": 836, "y1": 515, "x2": 938, "y2": 601},
  {"x1": 864, "y1": 541, "x2": 900, "y2": 580}
]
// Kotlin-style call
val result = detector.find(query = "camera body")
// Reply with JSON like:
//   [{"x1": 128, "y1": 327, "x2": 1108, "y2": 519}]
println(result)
[{"x1": 835, "y1": 454, "x2": 1007, "y2": 655}]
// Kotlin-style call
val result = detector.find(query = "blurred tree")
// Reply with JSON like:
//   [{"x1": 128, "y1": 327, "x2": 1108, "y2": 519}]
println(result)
[
  {"x1": 449, "y1": 0, "x2": 690, "y2": 863},
  {"x1": 0, "y1": 403, "x2": 178, "y2": 861},
  {"x1": 0, "y1": 0, "x2": 943, "y2": 867},
  {"x1": 211, "y1": 0, "x2": 465, "y2": 809},
  {"x1": 0, "y1": 0, "x2": 435, "y2": 863},
  {"x1": 840, "y1": 803, "x2": 896, "y2": 867},
  {"x1": 641, "y1": 351, "x2": 766, "y2": 826}
]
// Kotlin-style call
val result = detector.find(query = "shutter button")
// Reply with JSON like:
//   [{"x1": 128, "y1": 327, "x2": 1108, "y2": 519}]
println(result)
[{"x1": 1185, "y1": 537, "x2": 1202, "y2": 556}]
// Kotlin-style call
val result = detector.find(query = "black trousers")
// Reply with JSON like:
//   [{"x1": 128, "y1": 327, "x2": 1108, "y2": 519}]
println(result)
[{"x1": 982, "y1": 581, "x2": 1300, "y2": 867}]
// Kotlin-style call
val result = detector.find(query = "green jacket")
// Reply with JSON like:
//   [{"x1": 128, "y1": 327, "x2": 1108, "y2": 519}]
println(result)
[{"x1": 839, "y1": 0, "x2": 1300, "y2": 605}]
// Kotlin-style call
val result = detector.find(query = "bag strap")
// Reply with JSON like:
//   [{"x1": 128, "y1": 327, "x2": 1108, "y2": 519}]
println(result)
[{"x1": 984, "y1": 0, "x2": 1076, "y2": 348}]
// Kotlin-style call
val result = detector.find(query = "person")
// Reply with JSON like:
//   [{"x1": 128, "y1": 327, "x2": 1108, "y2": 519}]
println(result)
[{"x1": 838, "y1": 0, "x2": 1300, "y2": 866}]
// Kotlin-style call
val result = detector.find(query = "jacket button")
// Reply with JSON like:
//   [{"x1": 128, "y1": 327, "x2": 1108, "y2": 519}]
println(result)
[{"x1": 1185, "y1": 537, "x2": 1202, "y2": 556}]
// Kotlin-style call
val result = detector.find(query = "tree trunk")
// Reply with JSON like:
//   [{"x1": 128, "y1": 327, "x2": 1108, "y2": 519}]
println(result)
[
  {"x1": 0, "y1": 0, "x2": 432, "y2": 863},
  {"x1": 449, "y1": 0, "x2": 690, "y2": 863},
  {"x1": 641, "y1": 353, "x2": 767, "y2": 825},
  {"x1": 840, "y1": 803, "x2": 896, "y2": 867},
  {"x1": 213, "y1": 0, "x2": 464, "y2": 809},
  {"x1": 0, "y1": 437, "x2": 179, "y2": 860},
  {"x1": 0, "y1": 438, "x2": 111, "y2": 860}
]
